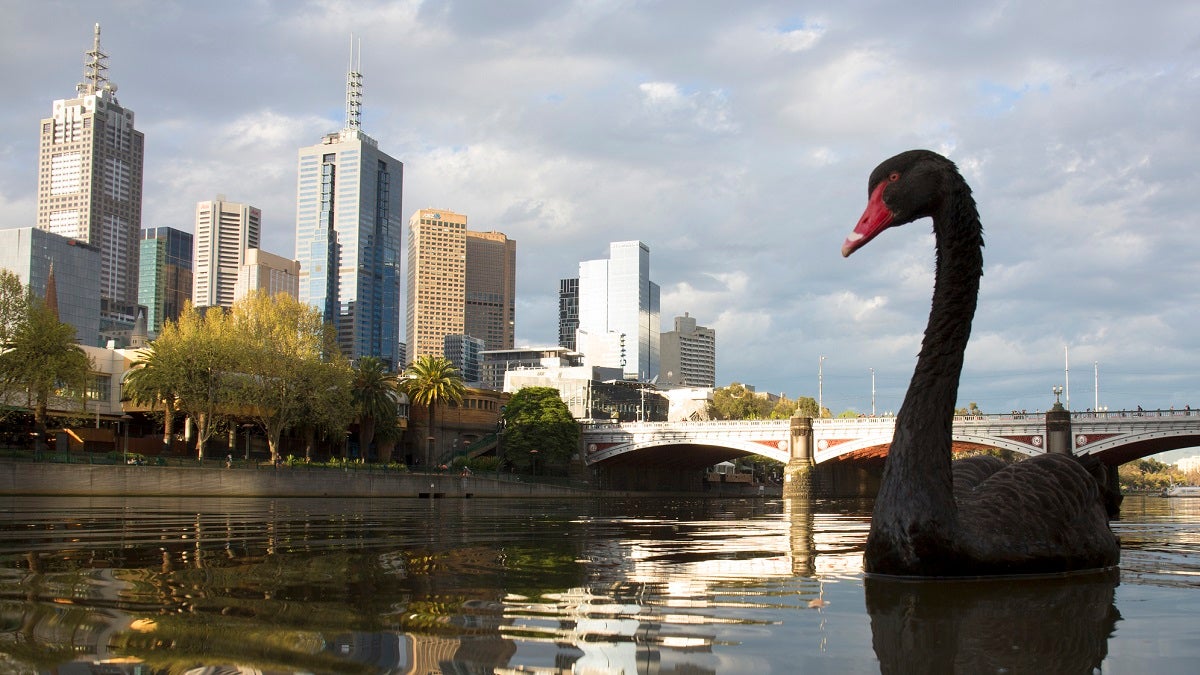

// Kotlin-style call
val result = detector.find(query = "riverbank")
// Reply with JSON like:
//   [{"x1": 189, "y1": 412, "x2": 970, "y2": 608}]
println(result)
[{"x1": 0, "y1": 461, "x2": 595, "y2": 498}]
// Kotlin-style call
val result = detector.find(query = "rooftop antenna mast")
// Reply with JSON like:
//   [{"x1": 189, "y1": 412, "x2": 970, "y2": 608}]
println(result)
[
  {"x1": 345, "y1": 35, "x2": 363, "y2": 131},
  {"x1": 77, "y1": 23, "x2": 110, "y2": 96}
]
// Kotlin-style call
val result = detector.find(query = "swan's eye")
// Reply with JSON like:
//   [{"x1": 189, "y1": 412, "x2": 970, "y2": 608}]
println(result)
[{"x1": 888, "y1": 172, "x2": 900, "y2": 182}]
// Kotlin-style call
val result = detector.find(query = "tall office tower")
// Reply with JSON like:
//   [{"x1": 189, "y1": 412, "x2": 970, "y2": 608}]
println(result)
[
  {"x1": 406, "y1": 208, "x2": 467, "y2": 360},
  {"x1": 138, "y1": 227, "x2": 193, "y2": 335},
  {"x1": 464, "y1": 230, "x2": 516, "y2": 350},
  {"x1": 192, "y1": 197, "x2": 260, "y2": 309},
  {"x1": 0, "y1": 228, "x2": 101, "y2": 345},
  {"x1": 296, "y1": 42, "x2": 403, "y2": 368},
  {"x1": 36, "y1": 24, "x2": 144, "y2": 310},
  {"x1": 444, "y1": 334, "x2": 485, "y2": 384},
  {"x1": 576, "y1": 241, "x2": 660, "y2": 381},
  {"x1": 234, "y1": 248, "x2": 300, "y2": 302},
  {"x1": 659, "y1": 312, "x2": 717, "y2": 388},
  {"x1": 558, "y1": 277, "x2": 579, "y2": 351}
]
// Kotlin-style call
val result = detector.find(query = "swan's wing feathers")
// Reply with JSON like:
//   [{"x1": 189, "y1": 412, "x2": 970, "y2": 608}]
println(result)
[
  {"x1": 952, "y1": 455, "x2": 1007, "y2": 496},
  {"x1": 956, "y1": 454, "x2": 1118, "y2": 570}
]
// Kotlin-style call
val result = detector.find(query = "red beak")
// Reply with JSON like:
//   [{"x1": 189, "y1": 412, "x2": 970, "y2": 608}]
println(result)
[{"x1": 843, "y1": 181, "x2": 894, "y2": 257}]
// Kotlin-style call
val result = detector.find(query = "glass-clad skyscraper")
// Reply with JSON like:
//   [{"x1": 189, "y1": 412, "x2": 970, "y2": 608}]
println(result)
[
  {"x1": 139, "y1": 227, "x2": 192, "y2": 335},
  {"x1": 295, "y1": 44, "x2": 403, "y2": 368},
  {"x1": 576, "y1": 241, "x2": 660, "y2": 382}
]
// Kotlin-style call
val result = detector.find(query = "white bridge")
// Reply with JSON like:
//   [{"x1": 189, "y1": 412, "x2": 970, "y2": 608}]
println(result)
[{"x1": 581, "y1": 410, "x2": 1200, "y2": 469}]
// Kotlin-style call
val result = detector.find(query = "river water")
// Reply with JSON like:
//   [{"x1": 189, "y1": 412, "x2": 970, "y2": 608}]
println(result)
[{"x1": 0, "y1": 494, "x2": 1197, "y2": 674}]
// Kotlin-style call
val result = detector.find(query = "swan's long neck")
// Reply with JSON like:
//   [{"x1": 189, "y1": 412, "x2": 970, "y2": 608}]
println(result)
[{"x1": 877, "y1": 182, "x2": 983, "y2": 534}]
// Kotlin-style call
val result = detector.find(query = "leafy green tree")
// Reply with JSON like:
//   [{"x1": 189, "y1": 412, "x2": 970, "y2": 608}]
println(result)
[
  {"x1": 0, "y1": 294, "x2": 91, "y2": 451},
  {"x1": 350, "y1": 356, "x2": 399, "y2": 461},
  {"x1": 709, "y1": 383, "x2": 771, "y2": 420},
  {"x1": 792, "y1": 396, "x2": 820, "y2": 418},
  {"x1": 837, "y1": 409, "x2": 860, "y2": 418},
  {"x1": 0, "y1": 270, "x2": 30, "y2": 418},
  {"x1": 157, "y1": 303, "x2": 238, "y2": 460},
  {"x1": 501, "y1": 386, "x2": 580, "y2": 475},
  {"x1": 399, "y1": 355, "x2": 465, "y2": 469},
  {"x1": 227, "y1": 292, "x2": 351, "y2": 463}
]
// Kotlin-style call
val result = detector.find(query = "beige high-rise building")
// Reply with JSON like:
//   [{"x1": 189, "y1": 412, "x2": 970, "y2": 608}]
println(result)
[
  {"x1": 405, "y1": 209, "x2": 516, "y2": 363},
  {"x1": 193, "y1": 197, "x2": 261, "y2": 309},
  {"x1": 36, "y1": 24, "x2": 144, "y2": 309},
  {"x1": 233, "y1": 248, "x2": 300, "y2": 303},
  {"x1": 407, "y1": 209, "x2": 467, "y2": 360},
  {"x1": 465, "y1": 230, "x2": 516, "y2": 351}
]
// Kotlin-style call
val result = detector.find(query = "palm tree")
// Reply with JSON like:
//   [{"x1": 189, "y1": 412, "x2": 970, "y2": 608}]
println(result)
[
  {"x1": 350, "y1": 356, "x2": 398, "y2": 461},
  {"x1": 123, "y1": 346, "x2": 178, "y2": 454},
  {"x1": 399, "y1": 355, "x2": 464, "y2": 470},
  {"x1": 0, "y1": 297, "x2": 91, "y2": 453}
]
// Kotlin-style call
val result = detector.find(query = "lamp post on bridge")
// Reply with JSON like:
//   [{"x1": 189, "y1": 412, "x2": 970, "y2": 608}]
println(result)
[
  {"x1": 870, "y1": 368, "x2": 876, "y2": 417},
  {"x1": 818, "y1": 356, "x2": 825, "y2": 419}
]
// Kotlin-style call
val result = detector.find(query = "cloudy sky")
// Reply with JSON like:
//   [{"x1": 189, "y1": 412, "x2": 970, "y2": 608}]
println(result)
[{"x1": 2, "y1": 1, "x2": 1198, "y2": 428}]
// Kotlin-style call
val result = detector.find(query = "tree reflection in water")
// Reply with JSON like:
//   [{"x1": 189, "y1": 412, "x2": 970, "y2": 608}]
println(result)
[{"x1": 866, "y1": 568, "x2": 1120, "y2": 674}]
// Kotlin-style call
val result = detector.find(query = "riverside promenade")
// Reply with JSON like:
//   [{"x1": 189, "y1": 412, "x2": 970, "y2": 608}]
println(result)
[{"x1": 0, "y1": 461, "x2": 594, "y2": 499}]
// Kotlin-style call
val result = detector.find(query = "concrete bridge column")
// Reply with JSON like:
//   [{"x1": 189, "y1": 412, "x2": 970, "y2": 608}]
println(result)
[
  {"x1": 1046, "y1": 402, "x2": 1073, "y2": 455},
  {"x1": 783, "y1": 415, "x2": 814, "y2": 498}
]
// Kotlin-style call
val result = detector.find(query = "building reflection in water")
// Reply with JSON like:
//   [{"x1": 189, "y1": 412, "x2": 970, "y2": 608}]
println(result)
[{"x1": 0, "y1": 495, "x2": 1135, "y2": 673}]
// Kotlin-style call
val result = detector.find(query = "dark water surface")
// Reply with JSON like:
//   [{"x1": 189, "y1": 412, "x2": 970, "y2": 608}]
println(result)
[{"x1": 0, "y1": 494, "x2": 1197, "y2": 673}]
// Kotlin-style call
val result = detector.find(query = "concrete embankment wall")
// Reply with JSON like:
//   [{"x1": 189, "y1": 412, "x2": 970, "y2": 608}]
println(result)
[{"x1": 0, "y1": 463, "x2": 591, "y2": 499}]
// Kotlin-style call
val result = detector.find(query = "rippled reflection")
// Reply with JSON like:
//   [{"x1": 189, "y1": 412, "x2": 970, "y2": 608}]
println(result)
[{"x1": 0, "y1": 495, "x2": 1196, "y2": 673}]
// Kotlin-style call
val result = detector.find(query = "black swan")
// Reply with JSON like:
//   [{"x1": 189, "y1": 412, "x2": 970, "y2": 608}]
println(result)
[{"x1": 843, "y1": 149, "x2": 1120, "y2": 576}]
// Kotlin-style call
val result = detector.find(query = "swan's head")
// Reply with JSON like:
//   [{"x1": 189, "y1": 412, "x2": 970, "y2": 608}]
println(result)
[{"x1": 842, "y1": 149, "x2": 958, "y2": 257}]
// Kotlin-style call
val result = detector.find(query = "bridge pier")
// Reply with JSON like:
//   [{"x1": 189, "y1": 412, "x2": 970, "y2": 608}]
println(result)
[
  {"x1": 1046, "y1": 402, "x2": 1073, "y2": 455},
  {"x1": 783, "y1": 415, "x2": 815, "y2": 498}
]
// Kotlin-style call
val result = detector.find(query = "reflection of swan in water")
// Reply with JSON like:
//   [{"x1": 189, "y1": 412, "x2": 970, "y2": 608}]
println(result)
[{"x1": 865, "y1": 568, "x2": 1120, "y2": 673}]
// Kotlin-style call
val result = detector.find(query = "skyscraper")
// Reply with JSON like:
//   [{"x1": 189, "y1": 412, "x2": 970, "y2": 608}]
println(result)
[
  {"x1": 576, "y1": 241, "x2": 660, "y2": 381},
  {"x1": 464, "y1": 230, "x2": 516, "y2": 351},
  {"x1": 406, "y1": 209, "x2": 517, "y2": 363},
  {"x1": 36, "y1": 24, "x2": 143, "y2": 310},
  {"x1": 193, "y1": 197, "x2": 259, "y2": 309},
  {"x1": 0, "y1": 228, "x2": 101, "y2": 346},
  {"x1": 295, "y1": 41, "x2": 403, "y2": 368},
  {"x1": 233, "y1": 248, "x2": 300, "y2": 303},
  {"x1": 406, "y1": 208, "x2": 466, "y2": 360},
  {"x1": 659, "y1": 312, "x2": 717, "y2": 388},
  {"x1": 558, "y1": 277, "x2": 579, "y2": 350},
  {"x1": 139, "y1": 227, "x2": 192, "y2": 335}
]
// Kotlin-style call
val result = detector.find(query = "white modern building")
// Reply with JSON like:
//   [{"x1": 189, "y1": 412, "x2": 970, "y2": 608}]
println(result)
[
  {"x1": 193, "y1": 197, "x2": 260, "y2": 309},
  {"x1": 36, "y1": 24, "x2": 143, "y2": 311},
  {"x1": 575, "y1": 241, "x2": 660, "y2": 382},
  {"x1": 296, "y1": 42, "x2": 403, "y2": 369}
]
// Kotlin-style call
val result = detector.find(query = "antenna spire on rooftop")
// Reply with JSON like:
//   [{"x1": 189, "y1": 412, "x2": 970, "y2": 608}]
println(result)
[
  {"x1": 77, "y1": 23, "x2": 111, "y2": 96},
  {"x1": 345, "y1": 35, "x2": 363, "y2": 131}
]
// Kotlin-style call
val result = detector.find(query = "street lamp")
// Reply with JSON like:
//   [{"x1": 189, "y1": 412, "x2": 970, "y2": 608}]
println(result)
[
  {"x1": 818, "y1": 356, "x2": 825, "y2": 418},
  {"x1": 870, "y1": 368, "x2": 876, "y2": 417},
  {"x1": 1052, "y1": 385, "x2": 1064, "y2": 407}
]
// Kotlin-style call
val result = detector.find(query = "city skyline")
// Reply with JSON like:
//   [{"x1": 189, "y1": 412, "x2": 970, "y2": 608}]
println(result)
[{"x1": 1, "y1": 4, "x2": 1198, "y2": 423}]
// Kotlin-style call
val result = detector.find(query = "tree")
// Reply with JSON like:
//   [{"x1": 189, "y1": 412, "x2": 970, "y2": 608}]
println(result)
[
  {"x1": 709, "y1": 383, "x2": 771, "y2": 420},
  {"x1": 350, "y1": 356, "x2": 399, "y2": 461},
  {"x1": 0, "y1": 294, "x2": 91, "y2": 452},
  {"x1": 500, "y1": 386, "x2": 580, "y2": 475},
  {"x1": 123, "y1": 345, "x2": 179, "y2": 452},
  {"x1": 227, "y1": 292, "x2": 351, "y2": 463},
  {"x1": 0, "y1": 270, "x2": 30, "y2": 418},
  {"x1": 792, "y1": 396, "x2": 820, "y2": 418},
  {"x1": 399, "y1": 355, "x2": 465, "y2": 469},
  {"x1": 157, "y1": 303, "x2": 238, "y2": 460}
]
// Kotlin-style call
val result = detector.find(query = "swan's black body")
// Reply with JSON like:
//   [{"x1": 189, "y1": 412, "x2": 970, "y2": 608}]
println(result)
[{"x1": 844, "y1": 150, "x2": 1120, "y2": 577}]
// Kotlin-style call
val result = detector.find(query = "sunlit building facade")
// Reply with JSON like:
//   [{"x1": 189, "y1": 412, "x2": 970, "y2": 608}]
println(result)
[
  {"x1": 36, "y1": 24, "x2": 143, "y2": 310},
  {"x1": 138, "y1": 227, "x2": 192, "y2": 335},
  {"x1": 295, "y1": 44, "x2": 403, "y2": 368},
  {"x1": 576, "y1": 241, "x2": 660, "y2": 381}
]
